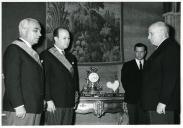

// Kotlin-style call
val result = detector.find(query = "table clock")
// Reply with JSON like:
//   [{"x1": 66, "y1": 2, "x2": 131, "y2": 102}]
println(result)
[{"x1": 82, "y1": 67, "x2": 102, "y2": 95}]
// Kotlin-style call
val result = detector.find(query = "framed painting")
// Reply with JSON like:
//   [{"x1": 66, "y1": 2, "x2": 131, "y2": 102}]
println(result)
[{"x1": 46, "y1": 2, "x2": 123, "y2": 65}]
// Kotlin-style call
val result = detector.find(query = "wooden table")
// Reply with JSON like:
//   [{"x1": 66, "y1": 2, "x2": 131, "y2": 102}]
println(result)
[{"x1": 75, "y1": 93, "x2": 124, "y2": 118}]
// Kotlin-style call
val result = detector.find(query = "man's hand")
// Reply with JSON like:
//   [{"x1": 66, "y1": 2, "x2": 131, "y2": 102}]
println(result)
[
  {"x1": 15, "y1": 106, "x2": 26, "y2": 119},
  {"x1": 156, "y1": 102, "x2": 166, "y2": 114},
  {"x1": 47, "y1": 100, "x2": 56, "y2": 113}
]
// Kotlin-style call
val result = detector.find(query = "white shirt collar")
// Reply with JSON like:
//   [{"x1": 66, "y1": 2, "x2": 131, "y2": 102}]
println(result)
[
  {"x1": 135, "y1": 59, "x2": 144, "y2": 68},
  {"x1": 54, "y1": 44, "x2": 64, "y2": 54},
  {"x1": 19, "y1": 38, "x2": 32, "y2": 48}
]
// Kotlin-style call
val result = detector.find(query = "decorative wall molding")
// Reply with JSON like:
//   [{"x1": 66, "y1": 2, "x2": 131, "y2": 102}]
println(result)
[{"x1": 163, "y1": 2, "x2": 180, "y2": 43}]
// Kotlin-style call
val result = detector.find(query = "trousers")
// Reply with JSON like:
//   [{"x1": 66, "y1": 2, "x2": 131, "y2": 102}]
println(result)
[
  {"x1": 2, "y1": 111, "x2": 41, "y2": 125},
  {"x1": 147, "y1": 110, "x2": 174, "y2": 124},
  {"x1": 45, "y1": 107, "x2": 74, "y2": 125}
]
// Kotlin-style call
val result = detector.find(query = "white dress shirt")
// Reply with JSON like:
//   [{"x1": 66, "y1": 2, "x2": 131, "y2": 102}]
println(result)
[
  {"x1": 54, "y1": 44, "x2": 65, "y2": 55},
  {"x1": 135, "y1": 59, "x2": 144, "y2": 70}
]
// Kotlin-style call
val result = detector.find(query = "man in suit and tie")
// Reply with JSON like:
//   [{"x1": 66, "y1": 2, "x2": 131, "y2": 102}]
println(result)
[
  {"x1": 40, "y1": 27, "x2": 79, "y2": 125},
  {"x1": 121, "y1": 43, "x2": 147, "y2": 124},
  {"x1": 141, "y1": 21, "x2": 180, "y2": 124},
  {"x1": 2, "y1": 18, "x2": 44, "y2": 125}
]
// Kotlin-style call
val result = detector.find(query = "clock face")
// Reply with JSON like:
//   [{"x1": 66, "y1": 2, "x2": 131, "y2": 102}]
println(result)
[{"x1": 88, "y1": 72, "x2": 99, "y2": 83}]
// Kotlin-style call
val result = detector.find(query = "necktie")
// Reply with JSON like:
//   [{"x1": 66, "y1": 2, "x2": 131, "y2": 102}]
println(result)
[{"x1": 139, "y1": 61, "x2": 143, "y2": 70}]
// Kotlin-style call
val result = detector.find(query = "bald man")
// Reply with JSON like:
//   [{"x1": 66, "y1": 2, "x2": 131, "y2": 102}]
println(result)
[
  {"x1": 3, "y1": 18, "x2": 44, "y2": 125},
  {"x1": 40, "y1": 27, "x2": 79, "y2": 125},
  {"x1": 141, "y1": 21, "x2": 180, "y2": 124}
]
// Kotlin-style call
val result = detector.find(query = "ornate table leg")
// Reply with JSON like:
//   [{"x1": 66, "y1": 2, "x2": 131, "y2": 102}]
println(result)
[{"x1": 94, "y1": 101, "x2": 104, "y2": 117}]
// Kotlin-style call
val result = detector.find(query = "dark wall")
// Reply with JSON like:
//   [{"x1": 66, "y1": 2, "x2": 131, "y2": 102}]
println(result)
[{"x1": 2, "y1": 2, "x2": 46, "y2": 54}]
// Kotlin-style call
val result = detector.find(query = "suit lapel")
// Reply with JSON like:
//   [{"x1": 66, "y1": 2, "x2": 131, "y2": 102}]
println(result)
[
  {"x1": 133, "y1": 59, "x2": 139, "y2": 70},
  {"x1": 148, "y1": 39, "x2": 169, "y2": 64},
  {"x1": 12, "y1": 40, "x2": 42, "y2": 67},
  {"x1": 49, "y1": 47, "x2": 74, "y2": 75}
]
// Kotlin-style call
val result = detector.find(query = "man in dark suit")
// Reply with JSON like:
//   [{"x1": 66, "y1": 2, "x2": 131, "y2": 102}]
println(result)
[
  {"x1": 121, "y1": 43, "x2": 147, "y2": 124},
  {"x1": 141, "y1": 21, "x2": 180, "y2": 124},
  {"x1": 2, "y1": 18, "x2": 44, "y2": 125},
  {"x1": 40, "y1": 27, "x2": 79, "y2": 125}
]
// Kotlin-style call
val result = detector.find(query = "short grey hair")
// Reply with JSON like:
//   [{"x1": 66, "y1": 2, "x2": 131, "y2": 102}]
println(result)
[
  {"x1": 150, "y1": 21, "x2": 169, "y2": 38},
  {"x1": 18, "y1": 18, "x2": 39, "y2": 36}
]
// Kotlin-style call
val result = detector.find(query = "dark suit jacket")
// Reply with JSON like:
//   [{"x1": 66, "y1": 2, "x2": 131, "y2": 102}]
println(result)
[
  {"x1": 121, "y1": 59, "x2": 144, "y2": 104},
  {"x1": 3, "y1": 42, "x2": 44, "y2": 114},
  {"x1": 141, "y1": 38, "x2": 180, "y2": 111},
  {"x1": 40, "y1": 48, "x2": 79, "y2": 108}
]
